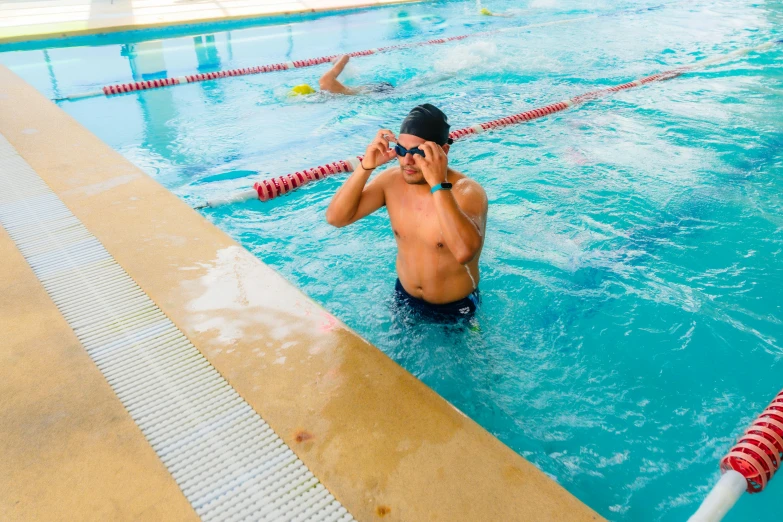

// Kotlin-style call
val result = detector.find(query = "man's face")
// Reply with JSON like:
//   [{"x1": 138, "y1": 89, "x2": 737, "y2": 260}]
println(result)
[{"x1": 396, "y1": 133, "x2": 450, "y2": 185}]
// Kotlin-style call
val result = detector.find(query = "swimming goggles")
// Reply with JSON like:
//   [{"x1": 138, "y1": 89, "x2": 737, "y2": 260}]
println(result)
[{"x1": 394, "y1": 144, "x2": 426, "y2": 157}]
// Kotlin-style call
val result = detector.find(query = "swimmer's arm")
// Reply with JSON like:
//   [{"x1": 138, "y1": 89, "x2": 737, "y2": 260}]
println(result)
[
  {"x1": 319, "y1": 56, "x2": 358, "y2": 95},
  {"x1": 433, "y1": 179, "x2": 488, "y2": 265},
  {"x1": 319, "y1": 78, "x2": 358, "y2": 95},
  {"x1": 325, "y1": 166, "x2": 390, "y2": 227}
]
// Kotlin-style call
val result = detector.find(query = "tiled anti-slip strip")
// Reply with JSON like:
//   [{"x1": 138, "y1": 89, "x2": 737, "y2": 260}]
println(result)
[{"x1": 0, "y1": 134, "x2": 353, "y2": 522}]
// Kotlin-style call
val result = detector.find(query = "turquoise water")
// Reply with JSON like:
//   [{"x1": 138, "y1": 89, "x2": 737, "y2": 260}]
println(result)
[{"x1": 3, "y1": 0, "x2": 782, "y2": 519}]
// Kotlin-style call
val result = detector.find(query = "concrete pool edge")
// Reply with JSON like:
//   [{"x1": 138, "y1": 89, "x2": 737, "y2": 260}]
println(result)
[
  {"x1": 0, "y1": 65, "x2": 602, "y2": 521},
  {"x1": 0, "y1": 0, "x2": 425, "y2": 46},
  {"x1": 0, "y1": 186, "x2": 201, "y2": 521}
]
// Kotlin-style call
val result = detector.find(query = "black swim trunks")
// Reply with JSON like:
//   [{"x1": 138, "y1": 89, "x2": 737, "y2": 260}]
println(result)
[{"x1": 394, "y1": 278, "x2": 480, "y2": 323}]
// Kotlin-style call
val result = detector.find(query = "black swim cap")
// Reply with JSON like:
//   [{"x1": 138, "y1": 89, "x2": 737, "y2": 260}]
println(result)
[{"x1": 399, "y1": 104, "x2": 452, "y2": 146}]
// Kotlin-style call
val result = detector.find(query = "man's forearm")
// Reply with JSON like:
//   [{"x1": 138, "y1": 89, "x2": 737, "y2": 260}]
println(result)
[
  {"x1": 325, "y1": 165, "x2": 373, "y2": 226},
  {"x1": 433, "y1": 191, "x2": 482, "y2": 264}
]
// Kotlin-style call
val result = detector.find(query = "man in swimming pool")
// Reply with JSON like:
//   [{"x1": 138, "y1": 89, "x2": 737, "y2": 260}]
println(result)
[
  {"x1": 292, "y1": 55, "x2": 393, "y2": 96},
  {"x1": 326, "y1": 104, "x2": 488, "y2": 321}
]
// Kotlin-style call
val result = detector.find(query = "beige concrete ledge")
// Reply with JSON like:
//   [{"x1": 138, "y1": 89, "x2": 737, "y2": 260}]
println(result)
[
  {"x1": 0, "y1": 198, "x2": 198, "y2": 520},
  {"x1": 0, "y1": 65, "x2": 602, "y2": 521},
  {"x1": 0, "y1": 0, "x2": 423, "y2": 45}
]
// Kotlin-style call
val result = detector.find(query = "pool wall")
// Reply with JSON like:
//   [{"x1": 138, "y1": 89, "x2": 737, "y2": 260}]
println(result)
[
  {"x1": 0, "y1": 0, "x2": 424, "y2": 45},
  {"x1": 0, "y1": 65, "x2": 601, "y2": 521}
]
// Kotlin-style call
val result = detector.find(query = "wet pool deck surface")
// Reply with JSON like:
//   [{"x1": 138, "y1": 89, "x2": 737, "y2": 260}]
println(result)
[
  {"x1": 0, "y1": 0, "x2": 423, "y2": 44},
  {"x1": 0, "y1": 192, "x2": 200, "y2": 521},
  {"x1": 0, "y1": 2, "x2": 603, "y2": 520}
]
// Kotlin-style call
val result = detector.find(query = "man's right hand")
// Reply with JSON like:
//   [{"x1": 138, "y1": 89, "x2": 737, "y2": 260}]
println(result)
[{"x1": 362, "y1": 129, "x2": 398, "y2": 170}]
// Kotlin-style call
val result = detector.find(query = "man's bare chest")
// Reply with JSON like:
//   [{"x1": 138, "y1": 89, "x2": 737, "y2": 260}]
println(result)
[{"x1": 386, "y1": 195, "x2": 445, "y2": 249}]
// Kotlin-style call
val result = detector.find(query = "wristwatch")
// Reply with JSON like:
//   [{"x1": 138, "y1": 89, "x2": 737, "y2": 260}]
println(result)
[{"x1": 430, "y1": 182, "x2": 453, "y2": 194}]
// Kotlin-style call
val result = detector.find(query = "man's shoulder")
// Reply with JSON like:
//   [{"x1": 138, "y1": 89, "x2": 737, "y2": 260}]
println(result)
[
  {"x1": 448, "y1": 168, "x2": 480, "y2": 185},
  {"x1": 450, "y1": 171, "x2": 487, "y2": 201}
]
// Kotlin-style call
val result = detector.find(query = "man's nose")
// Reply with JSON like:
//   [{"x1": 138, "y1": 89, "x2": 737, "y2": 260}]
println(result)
[{"x1": 402, "y1": 154, "x2": 416, "y2": 165}]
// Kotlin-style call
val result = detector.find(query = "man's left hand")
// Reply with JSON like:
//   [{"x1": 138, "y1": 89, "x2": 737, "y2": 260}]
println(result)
[{"x1": 413, "y1": 142, "x2": 448, "y2": 188}]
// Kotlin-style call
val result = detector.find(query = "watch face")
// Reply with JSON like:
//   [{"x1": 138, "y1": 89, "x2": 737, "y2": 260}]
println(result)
[{"x1": 442, "y1": 182, "x2": 453, "y2": 189}]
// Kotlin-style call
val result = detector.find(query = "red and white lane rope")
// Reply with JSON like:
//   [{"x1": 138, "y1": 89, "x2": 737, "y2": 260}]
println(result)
[
  {"x1": 249, "y1": 79, "x2": 666, "y2": 202},
  {"x1": 57, "y1": 6, "x2": 656, "y2": 102},
  {"x1": 689, "y1": 388, "x2": 783, "y2": 522},
  {"x1": 193, "y1": 39, "x2": 780, "y2": 209}
]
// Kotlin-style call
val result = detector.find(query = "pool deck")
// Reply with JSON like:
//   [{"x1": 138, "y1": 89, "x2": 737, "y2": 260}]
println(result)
[
  {"x1": 0, "y1": 193, "x2": 200, "y2": 521},
  {"x1": 0, "y1": 0, "x2": 423, "y2": 44},
  {"x1": 0, "y1": 65, "x2": 603, "y2": 521}
]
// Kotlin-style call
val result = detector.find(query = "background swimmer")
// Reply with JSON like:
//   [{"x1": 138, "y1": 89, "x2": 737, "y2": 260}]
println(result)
[{"x1": 291, "y1": 55, "x2": 394, "y2": 96}]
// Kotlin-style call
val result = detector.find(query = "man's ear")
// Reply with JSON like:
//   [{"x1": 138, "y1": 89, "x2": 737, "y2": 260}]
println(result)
[{"x1": 442, "y1": 143, "x2": 451, "y2": 155}]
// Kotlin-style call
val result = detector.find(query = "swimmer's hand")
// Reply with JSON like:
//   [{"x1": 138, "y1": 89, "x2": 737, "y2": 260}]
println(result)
[
  {"x1": 362, "y1": 129, "x2": 398, "y2": 170},
  {"x1": 413, "y1": 142, "x2": 449, "y2": 187}
]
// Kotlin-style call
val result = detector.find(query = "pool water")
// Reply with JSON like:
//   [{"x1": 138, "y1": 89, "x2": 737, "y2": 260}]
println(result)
[{"x1": 3, "y1": 0, "x2": 782, "y2": 519}]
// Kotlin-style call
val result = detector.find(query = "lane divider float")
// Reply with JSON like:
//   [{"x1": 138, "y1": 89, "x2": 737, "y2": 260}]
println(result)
[
  {"x1": 689, "y1": 387, "x2": 783, "y2": 522},
  {"x1": 56, "y1": 5, "x2": 664, "y2": 102},
  {"x1": 195, "y1": 39, "x2": 780, "y2": 209}
]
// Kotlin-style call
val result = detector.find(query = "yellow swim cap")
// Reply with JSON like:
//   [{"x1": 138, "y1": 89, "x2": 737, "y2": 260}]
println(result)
[
  {"x1": 480, "y1": 7, "x2": 493, "y2": 15},
  {"x1": 291, "y1": 84, "x2": 316, "y2": 96}
]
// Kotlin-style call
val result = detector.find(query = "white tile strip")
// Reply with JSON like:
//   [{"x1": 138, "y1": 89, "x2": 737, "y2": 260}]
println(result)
[{"x1": 0, "y1": 134, "x2": 353, "y2": 522}]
